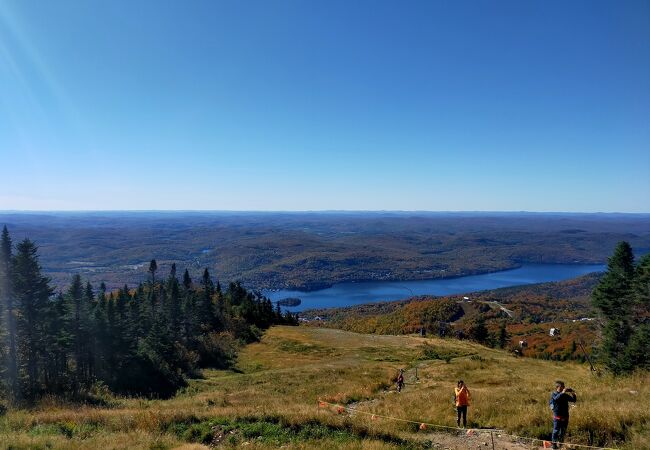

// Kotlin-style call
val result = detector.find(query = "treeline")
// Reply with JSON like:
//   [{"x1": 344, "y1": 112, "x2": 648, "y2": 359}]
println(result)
[{"x1": 0, "y1": 226, "x2": 297, "y2": 405}]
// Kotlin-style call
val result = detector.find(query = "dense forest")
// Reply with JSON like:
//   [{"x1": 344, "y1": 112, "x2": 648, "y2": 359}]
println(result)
[
  {"x1": 1, "y1": 212, "x2": 648, "y2": 291},
  {"x1": 0, "y1": 226, "x2": 297, "y2": 406}
]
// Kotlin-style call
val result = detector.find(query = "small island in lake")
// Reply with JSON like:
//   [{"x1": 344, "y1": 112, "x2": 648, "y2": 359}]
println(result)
[{"x1": 276, "y1": 297, "x2": 302, "y2": 307}]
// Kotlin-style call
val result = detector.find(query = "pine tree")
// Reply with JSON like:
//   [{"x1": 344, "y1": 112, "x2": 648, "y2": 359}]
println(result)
[
  {"x1": 0, "y1": 229, "x2": 4, "y2": 371},
  {"x1": 634, "y1": 253, "x2": 650, "y2": 313},
  {"x1": 593, "y1": 242, "x2": 635, "y2": 317},
  {"x1": 64, "y1": 275, "x2": 94, "y2": 391},
  {"x1": 183, "y1": 269, "x2": 192, "y2": 290},
  {"x1": 148, "y1": 259, "x2": 158, "y2": 285},
  {"x1": 45, "y1": 292, "x2": 71, "y2": 393},
  {"x1": 148, "y1": 260, "x2": 158, "y2": 313},
  {"x1": 12, "y1": 239, "x2": 54, "y2": 400},
  {"x1": 104, "y1": 294, "x2": 117, "y2": 384},
  {"x1": 275, "y1": 302, "x2": 282, "y2": 321},
  {"x1": 198, "y1": 268, "x2": 216, "y2": 331},
  {"x1": 623, "y1": 253, "x2": 650, "y2": 372},
  {"x1": 83, "y1": 281, "x2": 96, "y2": 380},
  {"x1": 591, "y1": 242, "x2": 636, "y2": 374},
  {"x1": 165, "y1": 265, "x2": 182, "y2": 341},
  {"x1": 498, "y1": 321, "x2": 509, "y2": 349},
  {"x1": 471, "y1": 315, "x2": 489, "y2": 344},
  {"x1": 1, "y1": 226, "x2": 19, "y2": 402},
  {"x1": 591, "y1": 242, "x2": 650, "y2": 374},
  {"x1": 110, "y1": 286, "x2": 135, "y2": 391},
  {"x1": 93, "y1": 284, "x2": 109, "y2": 383},
  {"x1": 68, "y1": 275, "x2": 84, "y2": 390},
  {"x1": 133, "y1": 316, "x2": 186, "y2": 396}
]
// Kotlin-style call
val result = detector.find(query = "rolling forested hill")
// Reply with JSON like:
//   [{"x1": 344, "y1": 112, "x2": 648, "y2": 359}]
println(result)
[{"x1": 1, "y1": 212, "x2": 648, "y2": 291}]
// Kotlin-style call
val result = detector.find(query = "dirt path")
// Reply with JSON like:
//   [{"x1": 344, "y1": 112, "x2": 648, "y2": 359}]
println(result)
[
  {"x1": 408, "y1": 429, "x2": 544, "y2": 449},
  {"x1": 346, "y1": 400, "x2": 543, "y2": 449}
]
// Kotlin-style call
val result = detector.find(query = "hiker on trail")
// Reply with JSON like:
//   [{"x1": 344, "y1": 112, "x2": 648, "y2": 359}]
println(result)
[
  {"x1": 396, "y1": 369, "x2": 405, "y2": 392},
  {"x1": 549, "y1": 380, "x2": 577, "y2": 449},
  {"x1": 454, "y1": 380, "x2": 470, "y2": 427}
]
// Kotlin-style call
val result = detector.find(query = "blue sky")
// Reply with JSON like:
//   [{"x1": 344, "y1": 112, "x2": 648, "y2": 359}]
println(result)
[{"x1": 0, "y1": 0, "x2": 648, "y2": 212}]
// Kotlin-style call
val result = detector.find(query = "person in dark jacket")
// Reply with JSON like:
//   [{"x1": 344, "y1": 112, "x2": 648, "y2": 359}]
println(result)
[
  {"x1": 549, "y1": 380, "x2": 577, "y2": 449},
  {"x1": 396, "y1": 369, "x2": 405, "y2": 392}
]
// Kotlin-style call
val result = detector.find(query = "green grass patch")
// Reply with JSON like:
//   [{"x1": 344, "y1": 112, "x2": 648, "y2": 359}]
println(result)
[
  {"x1": 27, "y1": 421, "x2": 100, "y2": 439},
  {"x1": 274, "y1": 338, "x2": 339, "y2": 356},
  {"x1": 417, "y1": 344, "x2": 473, "y2": 362},
  {"x1": 168, "y1": 416, "x2": 426, "y2": 448},
  {"x1": 169, "y1": 417, "x2": 358, "y2": 446}
]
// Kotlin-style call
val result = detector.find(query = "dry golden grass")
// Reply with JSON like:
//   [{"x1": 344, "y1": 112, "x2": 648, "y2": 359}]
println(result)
[{"x1": 1, "y1": 326, "x2": 648, "y2": 449}]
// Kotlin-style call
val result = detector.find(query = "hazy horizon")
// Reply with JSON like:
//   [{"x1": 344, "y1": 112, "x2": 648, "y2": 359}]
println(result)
[{"x1": 1, "y1": 209, "x2": 649, "y2": 215}]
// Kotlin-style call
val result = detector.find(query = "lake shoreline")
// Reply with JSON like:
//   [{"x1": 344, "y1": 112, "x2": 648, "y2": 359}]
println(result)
[
  {"x1": 266, "y1": 260, "x2": 605, "y2": 292},
  {"x1": 265, "y1": 263, "x2": 606, "y2": 311}
]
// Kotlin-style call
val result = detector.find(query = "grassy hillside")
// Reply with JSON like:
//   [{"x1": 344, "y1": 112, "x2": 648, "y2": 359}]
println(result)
[{"x1": 1, "y1": 326, "x2": 647, "y2": 449}]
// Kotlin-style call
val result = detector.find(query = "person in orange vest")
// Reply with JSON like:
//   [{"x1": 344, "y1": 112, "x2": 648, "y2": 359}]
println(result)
[{"x1": 454, "y1": 380, "x2": 471, "y2": 427}]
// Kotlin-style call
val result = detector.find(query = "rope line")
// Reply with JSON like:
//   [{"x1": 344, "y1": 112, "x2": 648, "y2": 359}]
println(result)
[{"x1": 317, "y1": 399, "x2": 620, "y2": 450}]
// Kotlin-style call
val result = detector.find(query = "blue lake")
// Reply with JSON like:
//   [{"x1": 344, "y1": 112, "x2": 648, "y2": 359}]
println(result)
[{"x1": 265, "y1": 263, "x2": 605, "y2": 312}]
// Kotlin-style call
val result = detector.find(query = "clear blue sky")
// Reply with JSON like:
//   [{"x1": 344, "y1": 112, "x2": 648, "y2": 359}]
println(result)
[{"x1": 1, "y1": 0, "x2": 648, "y2": 212}]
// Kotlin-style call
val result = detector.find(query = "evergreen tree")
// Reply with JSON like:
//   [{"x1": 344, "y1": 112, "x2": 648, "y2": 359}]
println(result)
[
  {"x1": 182, "y1": 269, "x2": 192, "y2": 290},
  {"x1": 497, "y1": 321, "x2": 509, "y2": 349},
  {"x1": 63, "y1": 275, "x2": 95, "y2": 391},
  {"x1": 83, "y1": 281, "x2": 96, "y2": 380},
  {"x1": 623, "y1": 253, "x2": 650, "y2": 372},
  {"x1": 1, "y1": 226, "x2": 19, "y2": 402},
  {"x1": 148, "y1": 260, "x2": 158, "y2": 314},
  {"x1": 592, "y1": 242, "x2": 635, "y2": 317},
  {"x1": 93, "y1": 284, "x2": 109, "y2": 383},
  {"x1": 133, "y1": 316, "x2": 186, "y2": 396},
  {"x1": 592, "y1": 242, "x2": 650, "y2": 374},
  {"x1": 110, "y1": 286, "x2": 135, "y2": 391},
  {"x1": 198, "y1": 268, "x2": 217, "y2": 331},
  {"x1": 67, "y1": 275, "x2": 84, "y2": 390},
  {"x1": 165, "y1": 265, "x2": 182, "y2": 341},
  {"x1": 45, "y1": 292, "x2": 71, "y2": 394},
  {"x1": 12, "y1": 239, "x2": 54, "y2": 400},
  {"x1": 471, "y1": 315, "x2": 489, "y2": 344},
  {"x1": 148, "y1": 259, "x2": 158, "y2": 285},
  {"x1": 181, "y1": 283, "x2": 197, "y2": 345},
  {"x1": 0, "y1": 228, "x2": 4, "y2": 372},
  {"x1": 634, "y1": 254, "x2": 650, "y2": 313},
  {"x1": 104, "y1": 294, "x2": 117, "y2": 384}
]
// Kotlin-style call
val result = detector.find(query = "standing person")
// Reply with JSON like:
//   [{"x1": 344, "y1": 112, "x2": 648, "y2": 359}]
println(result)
[
  {"x1": 454, "y1": 380, "x2": 470, "y2": 427},
  {"x1": 549, "y1": 380, "x2": 577, "y2": 449},
  {"x1": 396, "y1": 369, "x2": 405, "y2": 392}
]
